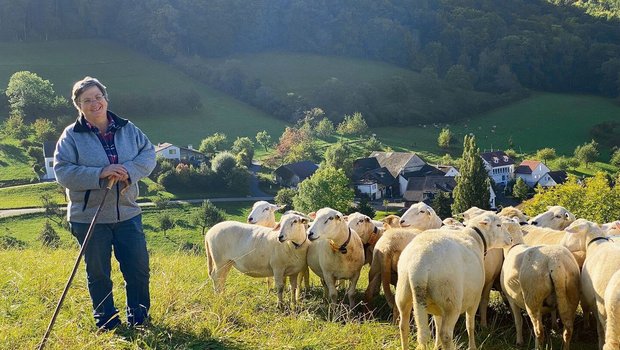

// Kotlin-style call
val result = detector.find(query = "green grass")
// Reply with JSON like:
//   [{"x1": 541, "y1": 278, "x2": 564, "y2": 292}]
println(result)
[
  {"x1": 0, "y1": 203, "x2": 600, "y2": 349},
  {"x1": 0, "y1": 182, "x2": 65, "y2": 209},
  {"x1": 374, "y1": 92, "x2": 620, "y2": 160},
  {"x1": 0, "y1": 139, "x2": 37, "y2": 183},
  {"x1": 0, "y1": 39, "x2": 286, "y2": 147}
]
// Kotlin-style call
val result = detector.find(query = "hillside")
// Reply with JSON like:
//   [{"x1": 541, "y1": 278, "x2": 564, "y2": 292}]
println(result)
[{"x1": 0, "y1": 40, "x2": 286, "y2": 147}]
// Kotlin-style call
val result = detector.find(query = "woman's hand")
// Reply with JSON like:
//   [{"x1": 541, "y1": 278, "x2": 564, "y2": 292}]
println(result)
[{"x1": 100, "y1": 164, "x2": 129, "y2": 181}]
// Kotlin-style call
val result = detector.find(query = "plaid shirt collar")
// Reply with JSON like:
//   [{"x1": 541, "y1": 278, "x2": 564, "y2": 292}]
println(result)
[{"x1": 85, "y1": 114, "x2": 118, "y2": 134}]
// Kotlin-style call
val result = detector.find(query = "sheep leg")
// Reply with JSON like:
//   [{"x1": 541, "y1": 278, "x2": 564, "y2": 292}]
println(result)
[
  {"x1": 478, "y1": 280, "x2": 493, "y2": 328},
  {"x1": 434, "y1": 316, "x2": 442, "y2": 349},
  {"x1": 466, "y1": 307, "x2": 478, "y2": 350},
  {"x1": 211, "y1": 261, "x2": 233, "y2": 293},
  {"x1": 289, "y1": 273, "x2": 299, "y2": 306},
  {"x1": 557, "y1": 297, "x2": 577, "y2": 350},
  {"x1": 508, "y1": 299, "x2": 524, "y2": 346},
  {"x1": 438, "y1": 310, "x2": 459, "y2": 350},
  {"x1": 604, "y1": 308, "x2": 619, "y2": 350},
  {"x1": 364, "y1": 252, "x2": 382, "y2": 305},
  {"x1": 525, "y1": 306, "x2": 545, "y2": 350},
  {"x1": 382, "y1": 252, "x2": 397, "y2": 312},
  {"x1": 346, "y1": 271, "x2": 361, "y2": 309},
  {"x1": 324, "y1": 274, "x2": 339, "y2": 307},
  {"x1": 412, "y1": 289, "x2": 431, "y2": 350},
  {"x1": 395, "y1": 278, "x2": 412, "y2": 350},
  {"x1": 273, "y1": 271, "x2": 286, "y2": 310}
]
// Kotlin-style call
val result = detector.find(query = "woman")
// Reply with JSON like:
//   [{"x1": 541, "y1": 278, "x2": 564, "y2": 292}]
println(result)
[{"x1": 54, "y1": 76, "x2": 156, "y2": 330}]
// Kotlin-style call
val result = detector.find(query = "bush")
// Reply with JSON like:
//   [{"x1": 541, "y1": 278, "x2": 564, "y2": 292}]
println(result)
[
  {"x1": 38, "y1": 220, "x2": 60, "y2": 248},
  {"x1": 0, "y1": 235, "x2": 26, "y2": 250},
  {"x1": 275, "y1": 188, "x2": 297, "y2": 211}
]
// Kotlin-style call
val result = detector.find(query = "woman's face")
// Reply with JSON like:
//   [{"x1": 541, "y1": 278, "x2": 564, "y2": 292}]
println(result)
[{"x1": 78, "y1": 86, "x2": 108, "y2": 123}]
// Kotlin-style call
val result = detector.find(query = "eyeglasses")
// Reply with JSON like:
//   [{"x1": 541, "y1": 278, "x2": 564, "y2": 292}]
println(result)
[{"x1": 80, "y1": 95, "x2": 105, "y2": 105}]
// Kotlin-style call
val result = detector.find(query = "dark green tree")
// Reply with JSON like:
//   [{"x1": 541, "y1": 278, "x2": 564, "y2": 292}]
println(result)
[
  {"x1": 158, "y1": 212, "x2": 175, "y2": 237},
  {"x1": 293, "y1": 166, "x2": 354, "y2": 213},
  {"x1": 323, "y1": 141, "x2": 355, "y2": 176},
  {"x1": 191, "y1": 200, "x2": 225, "y2": 236},
  {"x1": 431, "y1": 192, "x2": 452, "y2": 219},
  {"x1": 574, "y1": 140, "x2": 600, "y2": 168},
  {"x1": 39, "y1": 220, "x2": 60, "y2": 248},
  {"x1": 355, "y1": 196, "x2": 376, "y2": 218},
  {"x1": 512, "y1": 177, "x2": 530, "y2": 201},
  {"x1": 451, "y1": 135, "x2": 490, "y2": 215},
  {"x1": 275, "y1": 188, "x2": 296, "y2": 211},
  {"x1": 5, "y1": 71, "x2": 67, "y2": 120},
  {"x1": 255, "y1": 130, "x2": 272, "y2": 152}
]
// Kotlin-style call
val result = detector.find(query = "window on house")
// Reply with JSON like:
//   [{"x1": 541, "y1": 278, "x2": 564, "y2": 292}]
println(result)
[
  {"x1": 503, "y1": 156, "x2": 509, "y2": 162},
  {"x1": 169, "y1": 149, "x2": 177, "y2": 155},
  {"x1": 48, "y1": 161, "x2": 53, "y2": 167},
  {"x1": 493, "y1": 157, "x2": 499, "y2": 163}
]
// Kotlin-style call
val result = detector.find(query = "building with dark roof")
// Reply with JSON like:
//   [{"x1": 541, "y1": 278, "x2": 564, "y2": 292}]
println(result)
[
  {"x1": 537, "y1": 170, "x2": 569, "y2": 188},
  {"x1": 273, "y1": 161, "x2": 319, "y2": 188},
  {"x1": 480, "y1": 150, "x2": 515, "y2": 186},
  {"x1": 402, "y1": 175, "x2": 456, "y2": 205}
]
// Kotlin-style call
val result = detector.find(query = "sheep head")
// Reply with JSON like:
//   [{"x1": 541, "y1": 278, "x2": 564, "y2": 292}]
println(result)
[
  {"x1": 274, "y1": 213, "x2": 309, "y2": 247},
  {"x1": 307, "y1": 207, "x2": 347, "y2": 241},
  {"x1": 347, "y1": 212, "x2": 377, "y2": 244},
  {"x1": 247, "y1": 201, "x2": 283, "y2": 227},
  {"x1": 400, "y1": 202, "x2": 442, "y2": 230},
  {"x1": 468, "y1": 213, "x2": 512, "y2": 250},
  {"x1": 528, "y1": 206, "x2": 575, "y2": 230}
]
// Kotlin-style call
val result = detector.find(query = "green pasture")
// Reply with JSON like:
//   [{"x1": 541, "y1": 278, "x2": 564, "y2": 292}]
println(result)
[
  {"x1": 0, "y1": 40, "x2": 286, "y2": 147},
  {"x1": 0, "y1": 204, "x2": 599, "y2": 349},
  {"x1": 0, "y1": 139, "x2": 37, "y2": 182},
  {"x1": 0, "y1": 182, "x2": 65, "y2": 209},
  {"x1": 374, "y1": 92, "x2": 620, "y2": 160}
]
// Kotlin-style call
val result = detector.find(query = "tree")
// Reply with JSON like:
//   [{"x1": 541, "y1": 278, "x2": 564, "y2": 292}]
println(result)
[
  {"x1": 315, "y1": 117, "x2": 335, "y2": 138},
  {"x1": 1, "y1": 114, "x2": 29, "y2": 139},
  {"x1": 445, "y1": 64, "x2": 472, "y2": 89},
  {"x1": 323, "y1": 142, "x2": 354, "y2": 175},
  {"x1": 535, "y1": 148, "x2": 556, "y2": 164},
  {"x1": 255, "y1": 130, "x2": 272, "y2": 152},
  {"x1": 199, "y1": 132, "x2": 227, "y2": 156},
  {"x1": 337, "y1": 112, "x2": 368, "y2": 136},
  {"x1": 158, "y1": 212, "x2": 175, "y2": 237},
  {"x1": 611, "y1": 149, "x2": 620, "y2": 167},
  {"x1": 39, "y1": 220, "x2": 60, "y2": 248},
  {"x1": 191, "y1": 200, "x2": 225, "y2": 235},
  {"x1": 451, "y1": 135, "x2": 490, "y2": 215},
  {"x1": 293, "y1": 166, "x2": 354, "y2": 213},
  {"x1": 431, "y1": 192, "x2": 452, "y2": 219},
  {"x1": 363, "y1": 135, "x2": 384, "y2": 153},
  {"x1": 274, "y1": 188, "x2": 296, "y2": 211},
  {"x1": 5, "y1": 71, "x2": 67, "y2": 119},
  {"x1": 512, "y1": 177, "x2": 530, "y2": 201},
  {"x1": 231, "y1": 137, "x2": 254, "y2": 167},
  {"x1": 40, "y1": 193, "x2": 62, "y2": 225},
  {"x1": 437, "y1": 128, "x2": 453, "y2": 149},
  {"x1": 356, "y1": 196, "x2": 376, "y2": 218},
  {"x1": 32, "y1": 118, "x2": 56, "y2": 142},
  {"x1": 574, "y1": 140, "x2": 599, "y2": 168}
]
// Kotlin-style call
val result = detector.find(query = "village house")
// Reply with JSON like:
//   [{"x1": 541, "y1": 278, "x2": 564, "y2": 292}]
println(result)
[
  {"x1": 537, "y1": 170, "x2": 569, "y2": 188},
  {"x1": 514, "y1": 160, "x2": 550, "y2": 187},
  {"x1": 352, "y1": 157, "x2": 396, "y2": 199},
  {"x1": 273, "y1": 160, "x2": 318, "y2": 188},
  {"x1": 480, "y1": 150, "x2": 515, "y2": 186},
  {"x1": 155, "y1": 142, "x2": 206, "y2": 165},
  {"x1": 42, "y1": 141, "x2": 56, "y2": 180}
]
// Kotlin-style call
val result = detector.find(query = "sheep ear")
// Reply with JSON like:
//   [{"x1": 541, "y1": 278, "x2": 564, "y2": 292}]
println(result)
[
  {"x1": 276, "y1": 204, "x2": 286, "y2": 211},
  {"x1": 309, "y1": 212, "x2": 316, "y2": 219},
  {"x1": 478, "y1": 217, "x2": 491, "y2": 227},
  {"x1": 341, "y1": 215, "x2": 347, "y2": 221},
  {"x1": 615, "y1": 221, "x2": 620, "y2": 230},
  {"x1": 546, "y1": 206, "x2": 553, "y2": 210},
  {"x1": 272, "y1": 222, "x2": 281, "y2": 231},
  {"x1": 301, "y1": 218, "x2": 308, "y2": 224}
]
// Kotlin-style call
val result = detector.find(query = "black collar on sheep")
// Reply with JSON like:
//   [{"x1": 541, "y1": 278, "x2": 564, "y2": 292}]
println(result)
[
  {"x1": 587, "y1": 236, "x2": 610, "y2": 249},
  {"x1": 472, "y1": 226, "x2": 488, "y2": 255},
  {"x1": 292, "y1": 235, "x2": 307, "y2": 249},
  {"x1": 339, "y1": 228, "x2": 352, "y2": 254}
]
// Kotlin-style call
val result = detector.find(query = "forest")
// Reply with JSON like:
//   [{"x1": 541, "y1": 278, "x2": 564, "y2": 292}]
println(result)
[{"x1": 1, "y1": 0, "x2": 620, "y2": 126}]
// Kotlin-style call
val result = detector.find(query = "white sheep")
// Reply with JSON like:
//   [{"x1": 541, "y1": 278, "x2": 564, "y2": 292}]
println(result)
[
  {"x1": 364, "y1": 202, "x2": 442, "y2": 318},
  {"x1": 604, "y1": 269, "x2": 620, "y2": 350},
  {"x1": 246, "y1": 200, "x2": 283, "y2": 227},
  {"x1": 307, "y1": 208, "x2": 365, "y2": 308},
  {"x1": 561, "y1": 219, "x2": 620, "y2": 349},
  {"x1": 460, "y1": 206, "x2": 494, "y2": 224},
  {"x1": 395, "y1": 213, "x2": 512, "y2": 350},
  {"x1": 500, "y1": 219, "x2": 580, "y2": 350},
  {"x1": 528, "y1": 205, "x2": 576, "y2": 230},
  {"x1": 442, "y1": 217, "x2": 464, "y2": 228},
  {"x1": 478, "y1": 206, "x2": 530, "y2": 328},
  {"x1": 400, "y1": 201, "x2": 443, "y2": 229},
  {"x1": 205, "y1": 213, "x2": 310, "y2": 308},
  {"x1": 347, "y1": 212, "x2": 381, "y2": 265}
]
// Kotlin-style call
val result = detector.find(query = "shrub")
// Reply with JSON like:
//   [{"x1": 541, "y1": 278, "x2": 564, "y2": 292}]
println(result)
[
  {"x1": 0, "y1": 235, "x2": 26, "y2": 250},
  {"x1": 38, "y1": 220, "x2": 60, "y2": 248}
]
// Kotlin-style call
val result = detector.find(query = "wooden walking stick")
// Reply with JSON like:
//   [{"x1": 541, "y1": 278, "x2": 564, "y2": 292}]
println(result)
[{"x1": 38, "y1": 178, "x2": 118, "y2": 350}]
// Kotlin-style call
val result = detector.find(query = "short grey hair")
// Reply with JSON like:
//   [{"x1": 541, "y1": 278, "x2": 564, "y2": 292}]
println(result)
[{"x1": 71, "y1": 76, "x2": 108, "y2": 111}]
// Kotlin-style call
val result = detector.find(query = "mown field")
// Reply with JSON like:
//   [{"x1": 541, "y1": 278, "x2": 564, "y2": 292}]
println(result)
[{"x1": 0, "y1": 203, "x2": 599, "y2": 349}]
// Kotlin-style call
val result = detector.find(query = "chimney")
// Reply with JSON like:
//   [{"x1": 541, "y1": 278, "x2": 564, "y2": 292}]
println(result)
[{"x1": 188, "y1": 144, "x2": 193, "y2": 150}]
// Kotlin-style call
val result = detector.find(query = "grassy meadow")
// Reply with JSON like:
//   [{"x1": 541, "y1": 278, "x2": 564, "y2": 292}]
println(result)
[
  {"x1": 0, "y1": 203, "x2": 600, "y2": 349},
  {"x1": 0, "y1": 40, "x2": 286, "y2": 147}
]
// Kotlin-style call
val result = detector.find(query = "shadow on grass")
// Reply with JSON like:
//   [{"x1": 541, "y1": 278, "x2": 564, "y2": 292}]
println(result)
[
  {"x1": 115, "y1": 322, "x2": 249, "y2": 350},
  {"x1": 0, "y1": 143, "x2": 30, "y2": 163}
]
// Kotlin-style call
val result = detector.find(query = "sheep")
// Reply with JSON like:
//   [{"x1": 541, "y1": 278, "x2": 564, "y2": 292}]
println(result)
[
  {"x1": 205, "y1": 213, "x2": 310, "y2": 308},
  {"x1": 379, "y1": 214, "x2": 402, "y2": 229},
  {"x1": 500, "y1": 218, "x2": 580, "y2": 350},
  {"x1": 364, "y1": 202, "x2": 442, "y2": 318},
  {"x1": 395, "y1": 212, "x2": 512, "y2": 350},
  {"x1": 478, "y1": 206, "x2": 529, "y2": 328},
  {"x1": 460, "y1": 206, "x2": 493, "y2": 223},
  {"x1": 561, "y1": 218, "x2": 620, "y2": 349},
  {"x1": 604, "y1": 270, "x2": 620, "y2": 350},
  {"x1": 347, "y1": 212, "x2": 381, "y2": 265},
  {"x1": 246, "y1": 200, "x2": 283, "y2": 227},
  {"x1": 442, "y1": 217, "x2": 464, "y2": 228},
  {"x1": 306, "y1": 208, "x2": 365, "y2": 308},
  {"x1": 528, "y1": 205, "x2": 575, "y2": 230},
  {"x1": 400, "y1": 202, "x2": 443, "y2": 229},
  {"x1": 601, "y1": 220, "x2": 620, "y2": 237}
]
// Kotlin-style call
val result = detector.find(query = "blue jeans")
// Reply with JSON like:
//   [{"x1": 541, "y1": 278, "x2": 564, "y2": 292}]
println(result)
[{"x1": 70, "y1": 214, "x2": 150, "y2": 328}]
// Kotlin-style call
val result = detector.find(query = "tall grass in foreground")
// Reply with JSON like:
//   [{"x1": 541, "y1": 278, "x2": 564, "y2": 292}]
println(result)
[{"x1": 0, "y1": 249, "x2": 598, "y2": 349}]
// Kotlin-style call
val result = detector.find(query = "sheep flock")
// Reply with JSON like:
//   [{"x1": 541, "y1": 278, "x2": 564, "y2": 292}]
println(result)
[{"x1": 204, "y1": 200, "x2": 620, "y2": 350}]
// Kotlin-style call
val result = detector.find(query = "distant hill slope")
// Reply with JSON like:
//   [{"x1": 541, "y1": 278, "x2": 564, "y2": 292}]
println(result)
[{"x1": 0, "y1": 40, "x2": 286, "y2": 147}]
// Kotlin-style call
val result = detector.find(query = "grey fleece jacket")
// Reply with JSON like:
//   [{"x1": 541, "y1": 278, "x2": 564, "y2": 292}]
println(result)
[{"x1": 53, "y1": 111, "x2": 156, "y2": 224}]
